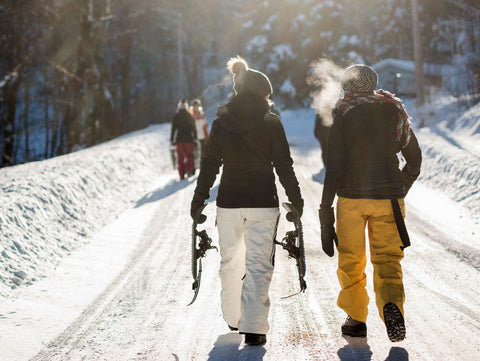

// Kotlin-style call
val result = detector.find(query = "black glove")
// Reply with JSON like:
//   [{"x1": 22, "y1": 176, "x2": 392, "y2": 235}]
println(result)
[
  {"x1": 319, "y1": 206, "x2": 338, "y2": 257},
  {"x1": 286, "y1": 199, "x2": 304, "y2": 222},
  {"x1": 190, "y1": 197, "x2": 207, "y2": 224}
]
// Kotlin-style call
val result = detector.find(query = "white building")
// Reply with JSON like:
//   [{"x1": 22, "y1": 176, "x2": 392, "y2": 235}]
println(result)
[{"x1": 371, "y1": 58, "x2": 449, "y2": 96}]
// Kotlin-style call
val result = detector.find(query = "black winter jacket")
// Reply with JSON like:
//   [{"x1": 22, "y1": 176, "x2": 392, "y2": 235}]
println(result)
[
  {"x1": 321, "y1": 102, "x2": 422, "y2": 207},
  {"x1": 170, "y1": 109, "x2": 197, "y2": 144},
  {"x1": 192, "y1": 92, "x2": 302, "y2": 209}
]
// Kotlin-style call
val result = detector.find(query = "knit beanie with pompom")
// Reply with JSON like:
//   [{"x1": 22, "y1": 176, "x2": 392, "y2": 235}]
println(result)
[
  {"x1": 226, "y1": 56, "x2": 273, "y2": 98},
  {"x1": 341, "y1": 64, "x2": 378, "y2": 93}
]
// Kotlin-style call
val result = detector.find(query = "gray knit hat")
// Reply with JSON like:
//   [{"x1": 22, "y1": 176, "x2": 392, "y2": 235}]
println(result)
[
  {"x1": 341, "y1": 64, "x2": 378, "y2": 93},
  {"x1": 227, "y1": 56, "x2": 273, "y2": 98}
]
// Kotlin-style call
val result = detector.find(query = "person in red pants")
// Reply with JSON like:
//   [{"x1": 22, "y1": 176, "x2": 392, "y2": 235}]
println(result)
[{"x1": 170, "y1": 98, "x2": 197, "y2": 180}]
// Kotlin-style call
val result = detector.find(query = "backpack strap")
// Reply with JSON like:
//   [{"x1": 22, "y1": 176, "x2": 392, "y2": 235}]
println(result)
[{"x1": 391, "y1": 199, "x2": 411, "y2": 250}]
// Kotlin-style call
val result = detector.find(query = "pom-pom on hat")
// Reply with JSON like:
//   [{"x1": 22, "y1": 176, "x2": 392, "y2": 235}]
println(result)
[
  {"x1": 341, "y1": 64, "x2": 378, "y2": 93},
  {"x1": 227, "y1": 56, "x2": 273, "y2": 98}
]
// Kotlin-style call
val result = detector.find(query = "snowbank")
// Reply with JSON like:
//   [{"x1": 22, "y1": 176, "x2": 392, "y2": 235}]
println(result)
[
  {"x1": 416, "y1": 127, "x2": 480, "y2": 219},
  {"x1": 453, "y1": 101, "x2": 480, "y2": 136},
  {"x1": 405, "y1": 95, "x2": 480, "y2": 219},
  {"x1": 0, "y1": 125, "x2": 170, "y2": 299}
]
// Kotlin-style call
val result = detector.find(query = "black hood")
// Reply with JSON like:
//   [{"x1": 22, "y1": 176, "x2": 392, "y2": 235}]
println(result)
[{"x1": 216, "y1": 92, "x2": 269, "y2": 133}]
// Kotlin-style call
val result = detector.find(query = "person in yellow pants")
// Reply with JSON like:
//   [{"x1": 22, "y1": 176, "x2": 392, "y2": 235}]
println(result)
[
  {"x1": 319, "y1": 64, "x2": 422, "y2": 342},
  {"x1": 336, "y1": 197, "x2": 405, "y2": 324}
]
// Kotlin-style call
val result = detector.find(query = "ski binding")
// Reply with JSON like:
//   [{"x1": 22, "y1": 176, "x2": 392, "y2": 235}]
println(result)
[
  {"x1": 274, "y1": 202, "x2": 307, "y2": 299},
  {"x1": 188, "y1": 204, "x2": 217, "y2": 306}
]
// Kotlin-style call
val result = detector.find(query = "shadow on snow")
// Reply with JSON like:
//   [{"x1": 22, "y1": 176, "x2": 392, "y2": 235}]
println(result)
[
  {"x1": 207, "y1": 333, "x2": 266, "y2": 361},
  {"x1": 135, "y1": 177, "x2": 196, "y2": 207},
  {"x1": 338, "y1": 336, "x2": 408, "y2": 361}
]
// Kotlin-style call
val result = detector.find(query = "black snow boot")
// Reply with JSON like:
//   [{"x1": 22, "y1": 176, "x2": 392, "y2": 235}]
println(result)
[
  {"x1": 244, "y1": 333, "x2": 267, "y2": 346},
  {"x1": 341, "y1": 315, "x2": 367, "y2": 337},
  {"x1": 383, "y1": 303, "x2": 406, "y2": 342}
]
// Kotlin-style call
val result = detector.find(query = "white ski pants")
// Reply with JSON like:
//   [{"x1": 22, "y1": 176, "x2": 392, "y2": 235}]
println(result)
[{"x1": 216, "y1": 207, "x2": 279, "y2": 334}]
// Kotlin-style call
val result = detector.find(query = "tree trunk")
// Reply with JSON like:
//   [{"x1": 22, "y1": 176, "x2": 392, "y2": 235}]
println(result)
[
  {"x1": 23, "y1": 78, "x2": 30, "y2": 162},
  {"x1": 43, "y1": 84, "x2": 50, "y2": 159},
  {"x1": 411, "y1": 0, "x2": 425, "y2": 108},
  {"x1": 51, "y1": 104, "x2": 61, "y2": 157},
  {"x1": 2, "y1": 79, "x2": 20, "y2": 167},
  {"x1": 66, "y1": 0, "x2": 92, "y2": 152},
  {"x1": 177, "y1": 14, "x2": 185, "y2": 100},
  {"x1": 120, "y1": 39, "x2": 132, "y2": 133}
]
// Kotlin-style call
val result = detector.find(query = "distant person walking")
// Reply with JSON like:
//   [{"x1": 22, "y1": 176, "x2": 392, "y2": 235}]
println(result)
[
  {"x1": 319, "y1": 64, "x2": 422, "y2": 342},
  {"x1": 190, "y1": 99, "x2": 209, "y2": 170},
  {"x1": 314, "y1": 112, "x2": 331, "y2": 167},
  {"x1": 190, "y1": 56, "x2": 303, "y2": 346},
  {"x1": 170, "y1": 98, "x2": 197, "y2": 180}
]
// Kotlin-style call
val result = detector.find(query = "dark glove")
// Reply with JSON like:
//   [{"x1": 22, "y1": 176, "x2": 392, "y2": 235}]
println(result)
[
  {"x1": 319, "y1": 206, "x2": 338, "y2": 257},
  {"x1": 190, "y1": 197, "x2": 207, "y2": 224},
  {"x1": 286, "y1": 199, "x2": 304, "y2": 222}
]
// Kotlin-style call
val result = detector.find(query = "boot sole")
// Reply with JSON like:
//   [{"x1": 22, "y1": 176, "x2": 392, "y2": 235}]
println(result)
[{"x1": 383, "y1": 303, "x2": 406, "y2": 342}]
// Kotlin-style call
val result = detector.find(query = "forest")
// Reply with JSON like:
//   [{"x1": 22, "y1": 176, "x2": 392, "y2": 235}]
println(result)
[{"x1": 1, "y1": 0, "x2": 479, "y2": 166}]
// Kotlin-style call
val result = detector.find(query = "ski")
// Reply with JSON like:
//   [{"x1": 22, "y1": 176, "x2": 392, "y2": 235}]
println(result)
[
  {"x1": 274, "y1": 202, "x2": 307, "y2": 299},
  {"x1": 187, "y1": 204, "x2": 217, "y2": 306}
]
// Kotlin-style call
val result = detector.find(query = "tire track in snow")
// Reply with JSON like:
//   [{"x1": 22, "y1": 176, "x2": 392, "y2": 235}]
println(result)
[
  {"x1": 29, "y1": 177, "x2": 199, "y2": 360},
  {"x1": 408, "y1": 206, "x2": 480, "y2": 270},
  {"x1": 407, "y1": 271, "x2": 480, "y2": 327},
  {"x1": 404, "y1": 207, "x2": 480, "y2": 328}
]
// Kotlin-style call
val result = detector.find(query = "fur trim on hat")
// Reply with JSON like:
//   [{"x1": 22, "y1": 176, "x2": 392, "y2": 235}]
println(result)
[
  {"x1": 227, "y1": 56, "x2": 248, "y2": 95},
  {"x1": 227, "y1": 56, "x2": 249, "y2": 75},
  {"x1": 226, "y1": 56, "x2": 272, "y2": 98}
]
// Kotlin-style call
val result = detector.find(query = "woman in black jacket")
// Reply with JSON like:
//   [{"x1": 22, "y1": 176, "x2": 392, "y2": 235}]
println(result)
[
  {"x1": 319, "y1": 64, "x2": 422, "y2": 342},
  {"x1": 190, "y1": 56, "x2": 303, "y2": 346}
]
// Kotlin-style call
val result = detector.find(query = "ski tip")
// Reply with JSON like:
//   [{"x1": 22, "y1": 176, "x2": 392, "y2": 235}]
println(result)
[
  {"x1": 280, "y1": 289, "x2": 305, "y2": 299},
  {"x1": 186, "y1": 297, "x2": 196, "y2": 306},
  {"x1": 187, "y1": 285, "x2": 200, "y2": 306}
]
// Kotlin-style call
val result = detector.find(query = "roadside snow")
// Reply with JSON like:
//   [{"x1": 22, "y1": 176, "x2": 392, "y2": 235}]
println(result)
[
  {"x1": 0, "y1": 126, "x2": 169, "y2": 299},
  {"x1": 0, "y1": 197, "x2": 160, "y2": 360},
  {"x1": 405, "y1": 95, "x2": 480, "y2": 219}
]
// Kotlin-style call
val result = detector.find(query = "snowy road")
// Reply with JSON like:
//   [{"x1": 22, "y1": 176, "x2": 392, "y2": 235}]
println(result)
[{"x1": 1, "y1": 114, "x2": 479, "y2": 360}]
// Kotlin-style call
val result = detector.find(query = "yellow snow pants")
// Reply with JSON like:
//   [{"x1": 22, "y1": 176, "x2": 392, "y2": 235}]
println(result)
[{"x1": 336, "y1": 197, "x2": 405, "y2": 323}]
